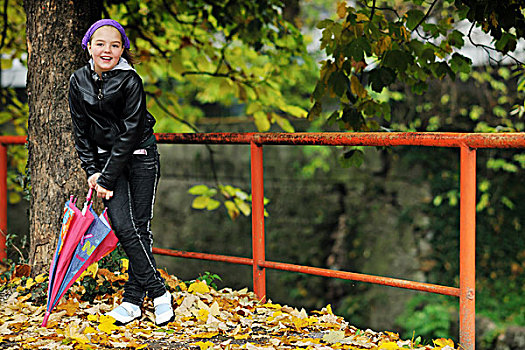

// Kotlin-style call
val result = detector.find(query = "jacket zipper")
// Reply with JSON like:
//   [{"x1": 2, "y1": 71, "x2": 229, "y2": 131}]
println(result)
[{"x1": 97, "y1": 78, "x2": 104, "y2": 100}]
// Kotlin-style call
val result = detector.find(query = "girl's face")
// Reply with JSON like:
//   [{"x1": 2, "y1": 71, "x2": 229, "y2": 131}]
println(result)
[{"x1": 87, "y1": 26, "x2": 124, "y2": 76}]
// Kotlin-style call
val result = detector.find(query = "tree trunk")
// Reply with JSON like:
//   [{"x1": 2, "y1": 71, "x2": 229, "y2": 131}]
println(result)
[{"x1": 23, "y1": 0, "x2": 102, "y2": 275}]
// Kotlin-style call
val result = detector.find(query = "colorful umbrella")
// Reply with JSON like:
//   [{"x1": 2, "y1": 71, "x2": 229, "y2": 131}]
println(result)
[{"x1": 42, "y1": 189, "x2": 118, "y2": 327}]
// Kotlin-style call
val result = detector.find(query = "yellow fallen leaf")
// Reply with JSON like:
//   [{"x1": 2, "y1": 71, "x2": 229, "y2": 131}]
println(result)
[
  {"x1": 262, "y1": 302, "x2": 282, "y2": 309},
  {"x1": 35, "y1": 273, "x2": 47, "y2": 283},
  {"x1": 191, "y1": 331, "x2": 219, "y2": 339},
  {"x1": 209, "y1": 301, "x2": 220, "y2": 316},
  {"x1": 87, "y1": 262, "x2": 98, "y2": 278},
  {"x1": 177, "y1": 281, "x2": 188, "y2": 291},
  {"x1": 99, "y1": 315, "x2": 115, "y2": 324},
  {"x1": 56, "y1": 298, "x2": 79, "y2": 316},
  {"x1": 97, "y1": 314, "x2": 120, "y2": 334},
  {"x1": 67, "y1": 324, "x2": 90, "y2": 344},
  {"x1": 197, "y1": 308, "x2": 209, "y2": 323},
  {"x1": 120, "y1": 259, "x2": 129, "y2": 272},
  {"x1": 233, "y1": 334, "x2": 250, "y2": 340},
  {"x1": 188, "y1": 280, "x2": 210, "y2": 294},
  {"x1": 83, "y1": 326, "x2": 97, "y2": 334},
  {"x1": 87, "y1": 314, "x2": 98, "y2": 322},
  {"x1": 98, "y1": 320, "x2": 119, "y2": 334},
  {"x1": 323, "y1": 330, "x2": 345, "y2": 344},
  {"x1": 25, "y1": 278, "x2": 35, "y2": 289},
  {"x1": 433, "y1": 338, "x2": 455, "y2": 348},
  {"x1": 193, "y1": 341, "x2": 214, "y2": 350},
  {"x1": 379, "y1": 341, "x2": 399, "y2": 349},
  {"x1": 18, "y1": 293, "x2": 31, "y2": 302}
]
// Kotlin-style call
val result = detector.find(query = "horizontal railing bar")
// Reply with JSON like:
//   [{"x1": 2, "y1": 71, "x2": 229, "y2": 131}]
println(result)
[
  {"x1": 152, "y1": 247, "x2": 254, "y2": 266},
  {"x1": 0, "y1": 135, "x2": 27, "y2": 145},
  {"x1": 3, "y1": 133, "x2": 524, "y2": 148},
  {"x1": 155, "y1": 132, "x2": 525, "y2": 149},
  {"x1": 260, "y1": 260, "x2": 461, "y2": 297},
  {"x1": 151, "y1": 247, "x2": 460, "y2": 297}
]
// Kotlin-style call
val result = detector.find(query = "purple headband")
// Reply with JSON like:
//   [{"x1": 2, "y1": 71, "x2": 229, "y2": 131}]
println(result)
[{"x1": 81, "y1": 19, "x2": 130, "y2": 50}]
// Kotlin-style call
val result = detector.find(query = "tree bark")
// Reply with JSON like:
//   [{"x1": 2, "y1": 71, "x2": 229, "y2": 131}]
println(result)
[{"x1": 23, "y1": 0, "x2": 102, "y2": 275}]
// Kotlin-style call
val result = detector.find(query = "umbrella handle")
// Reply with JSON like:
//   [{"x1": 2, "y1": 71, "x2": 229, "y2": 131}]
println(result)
[
  {"x1": 86, "y1": 188, "x2": 93, "y2": 202},
  {"x1": 42, "y1": 312, "x2": 50, "y2": 327}
]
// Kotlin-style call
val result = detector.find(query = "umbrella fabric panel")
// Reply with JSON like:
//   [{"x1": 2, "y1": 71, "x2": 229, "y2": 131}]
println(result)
[
  {"x1": 53, "y1": 207, "x2": 117, "y2": 308},
  {"x1": 45, "y1": 200, "x2": 76, "y2": 314}
]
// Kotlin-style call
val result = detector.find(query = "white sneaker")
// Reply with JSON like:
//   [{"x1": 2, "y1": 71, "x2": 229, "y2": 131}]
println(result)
[
  {"x1": 153, "y1": 291, "x2": 174, "y2": 326},
  {"x1": 107, "y1": 302, "x2": 141, "y2": 325}
]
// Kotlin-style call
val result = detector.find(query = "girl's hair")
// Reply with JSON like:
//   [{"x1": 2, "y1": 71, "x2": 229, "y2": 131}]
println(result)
[{"x1": 122, "y1": 49, "x2": 136, "y2": 66}]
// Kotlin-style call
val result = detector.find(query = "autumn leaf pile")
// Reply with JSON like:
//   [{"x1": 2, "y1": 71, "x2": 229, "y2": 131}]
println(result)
[{"x1": 0, "y1": 264, "x2": 458, "y2": 350}]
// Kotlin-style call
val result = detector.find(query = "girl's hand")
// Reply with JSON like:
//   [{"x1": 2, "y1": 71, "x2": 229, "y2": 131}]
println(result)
[
  {"x1": 95, "y1": 183, "x2": 114, "y2": 200},
  {"x1": 88, "y1": 173, "x2": 101, "y2": 189}
]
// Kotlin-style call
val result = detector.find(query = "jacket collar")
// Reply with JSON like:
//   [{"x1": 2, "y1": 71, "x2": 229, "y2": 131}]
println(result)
[{"x1": 89, "y1": 57, "x2": 135, "y2": 80}]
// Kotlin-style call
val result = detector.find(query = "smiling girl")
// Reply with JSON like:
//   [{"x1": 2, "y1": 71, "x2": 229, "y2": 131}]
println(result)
[{"x1": 68, "y1": 19, "x2": 174, "y2": 326}]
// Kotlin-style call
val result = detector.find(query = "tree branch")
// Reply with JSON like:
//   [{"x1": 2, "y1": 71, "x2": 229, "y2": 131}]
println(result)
[
  {"x1": 363, "y1": 2, "x2": 400, "y2": 19},
  {"x1": 181, "y1": 71, "x2": 230, "y2": 78},
  {"x1": 369, "y1": 0, "x2": 376, "y2": 23},
  {"x1": 411, "y1": 0, "x2": 439, "y2": 33},
  {"x1": 126, "y1": 24, "x2": 169, "y2": 56}
]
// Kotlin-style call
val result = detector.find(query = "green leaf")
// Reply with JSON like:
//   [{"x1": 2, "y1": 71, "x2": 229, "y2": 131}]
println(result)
[
  {"x1": 312, "y1": 80, "x2": 327, "y2": 100},
  {"x1": 253, "y1": 111, "x2": 271, "y2": 131},
  {"x1": 0, "y1": 111, "x2": 13, "y2": 124},
  {"x1": 234, "y1": 198, "x2": 251, "y2": 216},
  {"x1": 328, "y1": 71, "x2": 349, "y2": 97},
  {"x1": 340, "y1": 106, "x2": 363, "y2": 130},
  {"x1": 339, "y1": 148, "x2": 364, "y2": 168},
  {"x1": 224, "y1": 200, "x2": 240, "y2": 220},
  {"x1": 368, "y1": 67, "x2": 396, "y2": 92},
  {"x1": 206, "y1": 199, "x2": 221, "y2": 211},
  {"x1": 448, "y1": 30, "x2": 465, "y2": 49},
  {"x1": 346, "y1": 37, "x2": 372, "y2": 62},
  {"x1": 192, "y1": 196, "x2": 210, "y2": 209},
  {"x1": 406, "y1": 9, "x2": 425, "y2": 30},
  {"x1": 449, "y1": 53, "x2": 471, "y2": 74},
  {"x1": 272, "y1": 113, "x2": 295, "y2": 132},
  {"x1": 420, "y1": 48, "x2": 436, "y2": 64},
  {"x1": 316, "y1": 19, "x2": 334, "y2": 30},
  {"x1": 501, "y1": 196, "x2": 514, "y2": 210},
  {"x1": 383, "y1": 50, "x2": 413, "y2": 72},
  {"x1": 219, "y1": 185, "x2": 236, "y2": 198},
  {"x1": 432, "y1": 62, "x2": 454, "y2": 79},
  {"x1": 495, "y1": 33, "x2": 517, "y2": 53},
  {"x1": 246, "y1": 102, "x2": 262, "y2": 115},
  {"x1": 188, "y1": 185, "x2": 210, "y2": 195},
  {"x1": 280, "y1": 105, "x2": 307, "y2": 118}
]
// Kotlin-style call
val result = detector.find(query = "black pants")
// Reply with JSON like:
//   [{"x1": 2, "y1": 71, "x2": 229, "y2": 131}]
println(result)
[{"x1": 100, "y1": 144, "x2": 166, "y2": 305}]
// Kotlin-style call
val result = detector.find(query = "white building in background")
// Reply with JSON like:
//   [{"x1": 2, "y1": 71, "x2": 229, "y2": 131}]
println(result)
[
  {"x1": 1, "y1": 57, "x2": 26, "y2": 89},
  {"x1": 455, "y1": 20, "x2": 525, "y2": 66}
]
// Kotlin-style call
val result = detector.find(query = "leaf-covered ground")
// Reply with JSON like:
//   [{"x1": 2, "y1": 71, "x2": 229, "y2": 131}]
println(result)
[{"x1": 0, "y1": 264, "x2": 457, "y2": 350}]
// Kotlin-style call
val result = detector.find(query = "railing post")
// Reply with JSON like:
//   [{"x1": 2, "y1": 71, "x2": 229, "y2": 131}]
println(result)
[
  {"x1": 460, "y1": 146, "x2": 476, "y2": 350},
  {"x1": 0, "y1": 143, "x2": 7, "y2": 262},
  {"x1": 250, "y1": 141, "x2": 266, "y2": 302}
]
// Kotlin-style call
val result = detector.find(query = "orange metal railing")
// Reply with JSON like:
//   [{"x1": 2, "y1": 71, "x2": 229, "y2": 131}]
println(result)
[
  {"x1": 2, "y1": 132, "x2": 524, "y2": 350},
  {"x1": 0, "y1": 135, "x2": 26, "y2": 263}
]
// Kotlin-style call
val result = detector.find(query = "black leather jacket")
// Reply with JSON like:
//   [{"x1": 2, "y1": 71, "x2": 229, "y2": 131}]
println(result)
[{"x1": 69, "y1": 62, "x2": 155, "y2": 191}]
